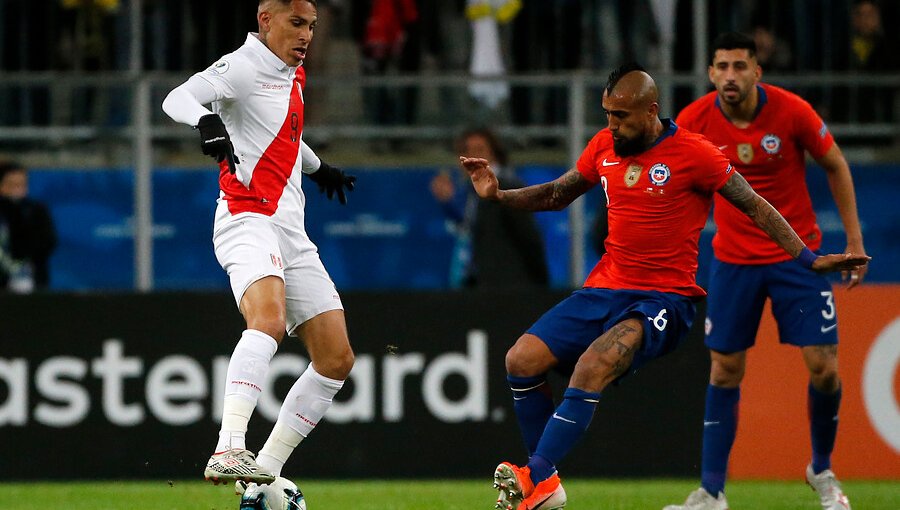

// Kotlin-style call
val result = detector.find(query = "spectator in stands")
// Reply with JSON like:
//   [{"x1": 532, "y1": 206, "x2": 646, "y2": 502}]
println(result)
[
  {"x1": 0, "y1": 161, "x2": 57, "y2": 292},
  {"x1": 355, "y1": 0, "x2": 421, "y2": 145},
  {"x1": 509, "y1": 0, "x2": 583, "y2": 130},
  {"x1": 430, "y1": 128, "x2": 549, "y2": 289},
  {"x1": 752, "y1": 26, "x2": 793, "y2": 72},
  {"x1": 847, "y1": 0, "x2": 895, "y2": 123}
]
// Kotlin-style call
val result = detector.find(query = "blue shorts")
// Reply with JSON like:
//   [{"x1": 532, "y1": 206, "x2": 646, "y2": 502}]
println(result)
[
  {"x1": 705, "y1": 256, "x2": 838, "y2": 353},
  {"x1": 526, "y1": 288, "x2": 697, "y2": 376}
]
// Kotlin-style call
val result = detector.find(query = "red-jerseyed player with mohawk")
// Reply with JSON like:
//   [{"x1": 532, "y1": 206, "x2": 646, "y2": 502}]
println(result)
[
  {"x1": 666, "y1": 32, "x2": 868, "y2": 510},
  {"x1": 162, "y1": 0, "x2": 355, "y2": 497},
  {"x1": 461, "y1": 63, "x2": 869, "y2": 510}
]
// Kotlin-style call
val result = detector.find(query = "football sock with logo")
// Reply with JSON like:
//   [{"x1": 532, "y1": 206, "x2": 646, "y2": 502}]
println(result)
[
  {"x1": 701, "y1": 384, "x2": 740, "y2": 496},
  {"x1": 215, "y1": 330, "x2": 279, "y2": 453},
  {"x1": 257, "y1": 363, "x2": 344, "y2": 474},
  {"x1": 809, "y1": 383, "x2": 841, "y2": 474},
  {"x1": 530, "y1": 388, "x2": 601, "y2": 484},
  {"x1": 508, "y1": 374, "x2": 556, "y2": 455}
]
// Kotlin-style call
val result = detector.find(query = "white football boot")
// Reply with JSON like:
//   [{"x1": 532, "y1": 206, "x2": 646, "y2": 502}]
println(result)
[
  {"x1": 806, "y1": 464, "x2": 851, "y2": 510},
  {"x1": 204, "y1": 448, "x2": 275, "y2": 485},
  {"x1": 663, "y1": 487, "x2": 729, "y2": 510}
]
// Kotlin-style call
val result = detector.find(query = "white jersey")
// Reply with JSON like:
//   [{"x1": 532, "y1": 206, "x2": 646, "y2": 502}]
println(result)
[{"x1": 195, "y1": 33, "x2": 310, "y2": 232}]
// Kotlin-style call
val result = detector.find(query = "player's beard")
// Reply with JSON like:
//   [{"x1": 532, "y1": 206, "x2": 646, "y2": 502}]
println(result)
[
  {"x1": 613, "y1": 135, "x2": 651, "y2": 157},
  {"x1": 719, "y1": 84, "x2": 750, "y2": 105}
]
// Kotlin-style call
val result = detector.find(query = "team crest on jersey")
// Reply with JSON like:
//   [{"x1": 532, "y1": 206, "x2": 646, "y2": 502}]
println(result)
[
  {"x1": 624, "y1": 164, "x2": 642, "y2": 187},
  {"x1": 209, "y1": 60, "x2": 230, "y2": 75},
  {"x1": 761, "y1": 133, "x2": 781, "y2": 154},
  {"x1": 737, "y1": 143, "x2": 754, "y2": 164},
  {"x1": 648, "y1": 163, "x2": 671, "y2": 186}
]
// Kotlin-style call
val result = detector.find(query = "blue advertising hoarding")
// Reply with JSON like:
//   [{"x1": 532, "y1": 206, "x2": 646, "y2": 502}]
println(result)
[{"x1": 26, "y1": 163, "x2": 900, "y2": 291}]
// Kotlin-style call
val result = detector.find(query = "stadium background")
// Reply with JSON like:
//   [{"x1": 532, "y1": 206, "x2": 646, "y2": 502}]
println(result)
[{"x1": 1, "y1": 0, "x2": 899, "y2": 494}]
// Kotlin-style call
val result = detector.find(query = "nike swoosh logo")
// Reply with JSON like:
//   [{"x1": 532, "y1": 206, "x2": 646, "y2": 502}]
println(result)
[
  {"x1": 552, "y1": 413, "x2": 577, "y2": 424},
  {"x1": 718, "y1": 145, "x2": 728, "y2": 150},
  {"x1": 703, "y1": 420, "x2": 720, "y2": 426},
  {"x1": 821, "y1": 324, "x2": 837, "y2": 333},
  {"x1": 513, "y1": 396, "x2": 527, "y2": 401},
  {"x1": 602, "y1": 158, "x2": 620, "y2": 166}
]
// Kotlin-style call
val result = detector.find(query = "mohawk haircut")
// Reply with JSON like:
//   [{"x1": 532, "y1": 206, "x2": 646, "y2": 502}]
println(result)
[
  {"x1": 605, "y1": 62, "x2": 647, "y2": 96},
  {"x1": 711, "y1": 32, "x2": 757, "y2": 63}
]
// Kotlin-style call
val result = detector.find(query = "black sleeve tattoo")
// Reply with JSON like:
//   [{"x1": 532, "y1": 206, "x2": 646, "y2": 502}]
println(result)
[
  {"x1": 499, "y1": 167, "x2": 595, "y2": 212},
  {"x1": 718, "y1": 172, "x2": 805, "y2": 257}
]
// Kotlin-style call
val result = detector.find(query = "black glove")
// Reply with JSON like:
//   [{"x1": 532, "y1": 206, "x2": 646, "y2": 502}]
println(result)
[
  {"x1": 307, "y1": 161, "x2": 356, "y2": 205},
  {"x1": 196, "y1": 113, "x2": 240, "y2": 174}
]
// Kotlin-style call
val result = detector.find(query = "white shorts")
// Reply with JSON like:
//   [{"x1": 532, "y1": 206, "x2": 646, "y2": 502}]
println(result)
[{"x1": 213, "y1": 213, "x2": 343, "y2": 335}]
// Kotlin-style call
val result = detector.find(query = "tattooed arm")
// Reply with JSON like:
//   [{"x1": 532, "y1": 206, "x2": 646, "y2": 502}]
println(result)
[
  {"x1": 717, "y1": 171, "x2": 807, "y2": 257},
  {"x1": 718, "y1": 172, "x2": 870, "y2": 273},
  {"x1": 459, "y1": 157, "x2": 595, "y2": 212}
]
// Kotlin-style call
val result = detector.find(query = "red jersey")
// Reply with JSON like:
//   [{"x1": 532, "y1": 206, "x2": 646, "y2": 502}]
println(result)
[
  {"x1": 676, "y1": 84, "x2": 835, "y2": 264},
  {"x1": 577, "y1": 120, "x2": 733, "y2": 297}
]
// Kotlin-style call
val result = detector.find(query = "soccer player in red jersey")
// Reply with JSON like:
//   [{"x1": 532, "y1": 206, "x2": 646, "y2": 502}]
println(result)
[
  {"x1": 162, "y1": 0, "x2": 355, "y2": 491},
  {"x1": 461, "y1": 63, "x2": 869, "y2": 510},
  {"x1": 666, "y1": 33, "x2": 868, "y2": 510}
]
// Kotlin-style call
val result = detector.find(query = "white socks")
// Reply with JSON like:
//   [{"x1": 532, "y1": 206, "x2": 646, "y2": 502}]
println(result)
[
  {"x1": 215, "y1": 329, "x2": 279, "y2": 453},
  {"x1": 257, "y1": 363, "x2": 345, "y2": 475}
]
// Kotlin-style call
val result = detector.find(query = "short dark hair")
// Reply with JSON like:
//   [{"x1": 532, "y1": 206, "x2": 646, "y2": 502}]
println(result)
[
  {"x1": 605, "y1": 62, "x2": 647, "y2": 96},
  {"x1": 457, "y1": 128, "x2": 509, "y2": 167},
  {"x1": 0, "y1": 160, "x2": 25, "y2": 182},
  {"x1": 711, "y1": 32, "x2": 757, "y2": 63}
]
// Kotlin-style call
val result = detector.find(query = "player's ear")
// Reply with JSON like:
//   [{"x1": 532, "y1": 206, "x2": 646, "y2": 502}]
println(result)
[
  {"x1": 258, "y1": 10, "x2": 271, "y2": 32},
  {"x1": 707, "y1": 65, "x2": 715, "y2": 84},
  {"x1": 755, "y1": 63, "x2": 763, "y2": 81},
  {"x1": 648, "y1": 101, "x2": 659, "y2": 117}
]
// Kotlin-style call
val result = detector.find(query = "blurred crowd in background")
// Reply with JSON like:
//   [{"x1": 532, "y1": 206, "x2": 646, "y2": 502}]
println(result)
[
  {"x1": 0, "y1": 0, "x2": 898, "y2": 292},
  {"x1": 0, "y1": 0, "x2": 898, "y2": 130}
]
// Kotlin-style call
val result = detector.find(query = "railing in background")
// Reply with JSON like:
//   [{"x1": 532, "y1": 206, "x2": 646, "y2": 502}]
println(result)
[{"x1": 1, "y1": 71, "x2": 899, "y2": 290}]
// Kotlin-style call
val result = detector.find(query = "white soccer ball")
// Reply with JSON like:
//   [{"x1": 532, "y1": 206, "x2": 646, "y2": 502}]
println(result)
[{"x1": 238, "y1": 477, "x2": 307, "y2": 510}]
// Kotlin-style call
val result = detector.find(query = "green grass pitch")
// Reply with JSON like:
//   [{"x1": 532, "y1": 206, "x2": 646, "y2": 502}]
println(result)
[{"x1": 3, "y1": 479, "x2": 898, "y2": 509}]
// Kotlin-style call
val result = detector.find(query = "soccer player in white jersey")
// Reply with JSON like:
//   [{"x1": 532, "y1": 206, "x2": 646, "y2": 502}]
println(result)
[{"x1": 161, "y1": 0, "x2": 355, "y2": 485}]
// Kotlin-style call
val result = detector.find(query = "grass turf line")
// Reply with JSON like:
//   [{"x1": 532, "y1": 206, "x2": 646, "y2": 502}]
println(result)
[{"x1": 2, "y1": 479, "x2": 898, "y2": 509}]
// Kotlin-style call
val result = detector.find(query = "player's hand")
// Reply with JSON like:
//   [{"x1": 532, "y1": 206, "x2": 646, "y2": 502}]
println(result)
[
  {"x1": 196, "y1": 114, "x2": 240, "y2": 174},
  {"x1": 459, "y1": 156, "x2": 499, "y2": 200},
  {"x1": 841, "y1": 242, "x2": 869, "y2": 289},
  {"x1": 811, "y1": 252, "x2": 871, "y2": 277},
  {"x1": 307, "y1": 161, "x2": 355, "y2": 205}
]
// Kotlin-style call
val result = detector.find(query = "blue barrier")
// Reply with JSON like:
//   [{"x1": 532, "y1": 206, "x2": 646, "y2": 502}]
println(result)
[{"x1": 27, "y1": 164, "x2": 899, "y2": 290}]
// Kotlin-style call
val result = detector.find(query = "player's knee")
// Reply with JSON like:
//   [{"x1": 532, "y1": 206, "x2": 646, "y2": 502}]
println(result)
[
  {"x1": 316, "y1": 346, "x2": 355, "y2": 380},
  {"x1": 505, "y1": 337, "x2": 547, "y2": 377},
  {"x1": 570, "y1": 351, "x2": 617, "y2": 391},
  {"x1": 247, "y1": 315, "x2": 287, "y2": 343},
  {"x1": 810, "y1": 366, "x2": 840, "y2": 393},
  {"x1": 709, "y1": 356, "x2": 744, "y2": 387},
  {"x1": 505, "y1": 345, "x2": 528, "y2": 376}
]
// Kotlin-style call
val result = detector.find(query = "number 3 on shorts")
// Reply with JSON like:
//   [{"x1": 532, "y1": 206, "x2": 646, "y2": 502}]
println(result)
[{"x1": 648, "y1": 308, "x2": 668, "y2": 331}]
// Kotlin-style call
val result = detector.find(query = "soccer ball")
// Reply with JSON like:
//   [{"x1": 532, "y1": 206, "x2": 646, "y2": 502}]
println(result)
[{"x1": 238, "y1": 477, "x2": 307, "y2": 510}]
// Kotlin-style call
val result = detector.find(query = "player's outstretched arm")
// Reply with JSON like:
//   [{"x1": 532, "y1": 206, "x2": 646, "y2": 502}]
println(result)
[
  {"x1": 718, "y1": 172, "x2": 871, "y2": 274},
  {"x1": 459, "y1": 157, "x2": 593, "y2": 211}
]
